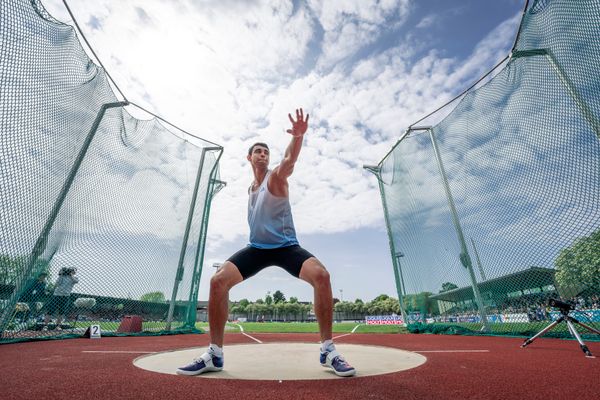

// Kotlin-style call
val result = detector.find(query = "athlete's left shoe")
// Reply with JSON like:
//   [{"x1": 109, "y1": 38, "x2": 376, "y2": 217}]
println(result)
[{"x1": 320, "y1": 349, "x2": 356, "y2": 377}]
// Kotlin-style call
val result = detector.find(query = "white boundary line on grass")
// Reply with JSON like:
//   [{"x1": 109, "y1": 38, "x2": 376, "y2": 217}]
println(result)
[
  {"x1": 233, "y1": 323, "x2": 263, "y2": 344},
  {"x1": 331, "y1": 324, "x2": 361, "y2": 341}
]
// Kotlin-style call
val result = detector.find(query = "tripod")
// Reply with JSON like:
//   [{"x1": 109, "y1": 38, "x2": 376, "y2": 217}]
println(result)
[{"x1": 521, "y1": 306, "x2": 600, "y2": 358}]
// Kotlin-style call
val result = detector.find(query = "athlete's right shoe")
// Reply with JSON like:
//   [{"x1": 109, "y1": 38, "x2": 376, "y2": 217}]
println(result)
[{"x1": 176, "y1": 351, "x2": 224, "y2": 376}]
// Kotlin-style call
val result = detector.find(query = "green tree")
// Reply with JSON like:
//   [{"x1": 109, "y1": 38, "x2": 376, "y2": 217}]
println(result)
[
  {"x1": 239, "y1": 298, "x2": 250, "y2": 308},
  {"x1": 274, "y1": 302, "x2": 285, "y2": 320},
  {"x1": 555, "y1": 229, "x2": 600, "y2": 295},
  {"x1": 230, "y1": 304, "x2": 245, "y2": 316},
  {"x1": 255, "y1": 303, "x2": 268, "y2": 318},
  {"x1": 410, "y1": 295, "x2": 418, "y2": 311},
  {"x1": 381, "y1": 297, "x2": 400, "y2": 314},
  {"x1": 246, "y1": 303, "x2": 257, "y2": 320},
  {"x1": 140, "y1": 291, "x2": 166, "y2": 303},
  {"x1": 288, "y1": 302, "x2": 301, "y2": 320},
  {"x1": 366, "y1": 301, "x2": 382, "y2": 315},
  {"x1": 334, "y1": 301, "x2": 346, "y2": 314},
  {"x1": 264, "y1": 303, "x2": 274, "y2": 319},
  {"x1": 352, "y1": 301, "x2": 365, "y2": 317},
  {"x1": 439, "y1": 282, "x2": 459, "y2": 293},
  {"x1": 0, "y1": 255, "x2": 50, "y2": 285},
  {"x1": 265, "y1": 294, "x2": 273, "y2": 305},
  {"x1": 282, "y1": 302, "x2": 296, "y2": 321},
  {"x1": 273, "y1": 290, "x2": 286, "y2": 303},
  {"x1": 289, "y1": 296, "x2": 298, "y2": 303},
  {"x1": 0, "y1": 255, "x2": 24, "y2": 285},
  {"x1": 373, "y1": 294, "x2": 390, "y2": 302},
  {"x1": 300, "y1": 303, "x2": 312, "y2": 321}
]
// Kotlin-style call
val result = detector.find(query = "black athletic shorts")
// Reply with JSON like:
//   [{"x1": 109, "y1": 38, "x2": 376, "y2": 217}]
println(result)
[{"x1": 227, "y1": 245, "x2": 315, "y2": 280}]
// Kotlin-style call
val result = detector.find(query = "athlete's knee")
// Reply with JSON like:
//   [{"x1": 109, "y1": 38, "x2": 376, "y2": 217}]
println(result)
[
  {"x1": 316, "y1": 268, "x2": 331, "y2": 287},
  {"x1": 210, "y1": 270, "x2": 234, "y2": 293},
  {"x1": 210, "y1": 273, "x2": 227, "y2": 293},
  {"x1": 309, "y1": 263, "x2": 330, "y2": 288},
  {"x1": 210, "y1": 262, "x2": 242, "y2": 293}
]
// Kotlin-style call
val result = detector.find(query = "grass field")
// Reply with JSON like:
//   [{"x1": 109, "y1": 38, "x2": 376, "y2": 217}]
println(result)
[
  {"x1": 195, "y1": 321, "x2": 408, "y2": 334},
  {"x1": 70, "y1": 320, "x2": 187, "y2": 332},
  {"x1": 62, "y1": 320, "x2": 597, "y2": 339},
  {"x1": 63, "y1": 320, "x2": 404, "y2": 334}
]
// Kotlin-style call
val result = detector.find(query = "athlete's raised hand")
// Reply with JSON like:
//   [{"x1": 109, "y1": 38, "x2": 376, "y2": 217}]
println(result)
[{"x1": 287, "y1": 108, "x2": 309, "y2": 137}]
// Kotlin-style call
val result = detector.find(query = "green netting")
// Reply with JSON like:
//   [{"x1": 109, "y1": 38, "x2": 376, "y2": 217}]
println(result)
[
  {"x1": 0, "y1": 1, "x2": 223, "y2": 342},
  {"x1": 371, "y1": 0, "x2": 600, "y2": 338}
]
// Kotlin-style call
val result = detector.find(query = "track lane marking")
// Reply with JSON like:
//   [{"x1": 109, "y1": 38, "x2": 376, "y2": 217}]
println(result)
[
  {"x1": 234, "y1": 323, "x2": 263, "y2": 344},
  {"x1": 82, "y1": 351, "x2": 157, "y2": 354},
  {"x1": 328, "y1": 324, "x2": 362, "y2": 341},
  {"x1": 415, "y1": 350, "x2": 490, "y2": 353}
]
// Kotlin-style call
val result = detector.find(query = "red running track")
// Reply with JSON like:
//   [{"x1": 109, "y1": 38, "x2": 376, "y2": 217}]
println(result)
[{"x1": 0, "y1": 333, "x2": 598, "y2": 400}]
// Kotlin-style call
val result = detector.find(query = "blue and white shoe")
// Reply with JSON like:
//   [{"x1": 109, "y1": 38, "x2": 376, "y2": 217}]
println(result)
[
  {"x1": 320, "y1": 349, "x2": 356, "y2": 377},
  {"x1": 176, "y1": 351, "x2": 224, "y2": 376}
]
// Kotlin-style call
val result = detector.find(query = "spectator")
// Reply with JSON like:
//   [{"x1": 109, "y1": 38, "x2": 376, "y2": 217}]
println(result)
[
  {"x1": 19, "y1": 272, "x2": 48, "y2": 322},
  {"x1": 43, "y1": 267, "x2": 78, "y2": 331}
]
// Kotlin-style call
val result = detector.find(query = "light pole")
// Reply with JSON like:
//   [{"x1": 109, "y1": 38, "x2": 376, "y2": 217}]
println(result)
[
  {"x1": 267, "y1": 291, "x2": 272, "y2": 321},
  {"x1": 339, "y1": 289, "x2": 343, "y2": 302}
]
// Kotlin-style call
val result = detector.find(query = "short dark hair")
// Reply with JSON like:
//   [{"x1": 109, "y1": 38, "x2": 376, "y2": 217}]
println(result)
[{"x1": 248, "y1": 142, "x2": 269, "y2": 155}]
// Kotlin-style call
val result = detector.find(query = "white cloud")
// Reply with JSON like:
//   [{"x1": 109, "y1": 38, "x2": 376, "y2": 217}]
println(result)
[
  {"x1": 308, "y1": 0, "x2": 412, "y2": 70},
  {"x1": 416, "y1": 14, "x2": 437, "y2": 29},
  {"x1": 34, "y1": 0, "x2": 522, "y2": 257}
]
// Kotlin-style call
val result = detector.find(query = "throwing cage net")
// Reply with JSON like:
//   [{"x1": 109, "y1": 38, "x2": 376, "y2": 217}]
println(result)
[
  {"x1": 0, "y1": 1, "x2": 224, "y2": 343},
  {"x1": 367, "y1": 0, "x2": 600, "y2": 338}
]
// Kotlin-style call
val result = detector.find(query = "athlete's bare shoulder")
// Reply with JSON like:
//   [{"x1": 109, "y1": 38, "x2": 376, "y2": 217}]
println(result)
[{"x1": 268, "y1": 166, "x2": 289, "y2": 197}]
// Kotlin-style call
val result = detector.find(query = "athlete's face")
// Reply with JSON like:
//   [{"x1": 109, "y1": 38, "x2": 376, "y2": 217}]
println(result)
[{"x1": 247, "y1": 145, "x2": 270, "y2": 167}]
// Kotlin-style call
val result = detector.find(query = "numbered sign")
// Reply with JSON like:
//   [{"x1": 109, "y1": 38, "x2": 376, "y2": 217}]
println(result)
[{"x1": 89, "y1": 324, "x2": 101, "y2": 339}]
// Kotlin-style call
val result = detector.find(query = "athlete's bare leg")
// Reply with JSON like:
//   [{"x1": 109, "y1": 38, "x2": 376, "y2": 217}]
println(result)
[
  {"x1": 208, "y1": 261, "x2": 243, "y2": 347},
  {"x1": 299, "y1": 257, "x2": 333, "y2": 342}
]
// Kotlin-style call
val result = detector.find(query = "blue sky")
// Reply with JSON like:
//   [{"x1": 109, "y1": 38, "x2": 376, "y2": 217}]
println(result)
[{"x1": 41, "y1": 0, "x2": 526, "y2": 303}]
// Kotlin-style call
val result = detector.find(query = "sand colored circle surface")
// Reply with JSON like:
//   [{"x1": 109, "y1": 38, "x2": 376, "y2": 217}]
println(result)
[{"x1": 134, "y1": 342, "x2": 427, "y2": 380}]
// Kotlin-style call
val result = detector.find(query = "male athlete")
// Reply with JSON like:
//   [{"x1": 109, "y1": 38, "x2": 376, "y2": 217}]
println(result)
[{"x1": 177, "y1": 108, "x2": 356, "y2": 377}]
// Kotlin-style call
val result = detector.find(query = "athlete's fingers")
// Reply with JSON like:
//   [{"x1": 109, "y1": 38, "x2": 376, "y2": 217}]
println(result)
[
  {"x1": 305, "y1": 114, "x2": 309, "y2": 124},
  {"x1": 288, "y1": 113, "x2": 295, "y2": 124},
  {"x1": 299, "y1": 108, "x2": 303, "y2": 120}
]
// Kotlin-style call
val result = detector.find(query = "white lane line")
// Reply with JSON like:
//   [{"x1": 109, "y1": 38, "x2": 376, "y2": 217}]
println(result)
[
  {"x1": 243, "y1": 333, "x2": 263, "y2": 343},
  {"x1": 332, "y1": 333, "x2": 352, "y2": 340},
  {"x1": 415, "y1": 350, "x2": 490, "y2": 353},
  {"x1": 234, "y1": 323, "x2": 263, "y2": 344},
  {"x1": 329, "y1": 324, "x2": 361, "y2": 341},
  {"x1": 82, "y1": 351, "x2": 157, "y2": 354}
]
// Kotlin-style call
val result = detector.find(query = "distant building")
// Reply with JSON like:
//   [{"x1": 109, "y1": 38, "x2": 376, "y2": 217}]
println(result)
[
  {"x1": 430, "y1": 267, "x2": 558, "y2": 313},
  {"x1": 195, "y1": 300, "x2": 209, "y2": 322}
]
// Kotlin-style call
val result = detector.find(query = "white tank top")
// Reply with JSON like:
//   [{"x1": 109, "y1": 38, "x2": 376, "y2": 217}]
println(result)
[{"x1": 248, "y1": 170, "x2": 299, "y2": 249}]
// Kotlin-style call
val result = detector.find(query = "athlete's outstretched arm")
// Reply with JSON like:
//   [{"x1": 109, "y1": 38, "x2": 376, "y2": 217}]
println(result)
[{"x1": 276, "y1": 108, "x2": 309, "y2": 179}]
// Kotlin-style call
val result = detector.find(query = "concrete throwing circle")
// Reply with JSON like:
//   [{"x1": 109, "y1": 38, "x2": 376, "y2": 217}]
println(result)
[{"x1": 134, "y1": 342, "x2": 427, "y2": 380}]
